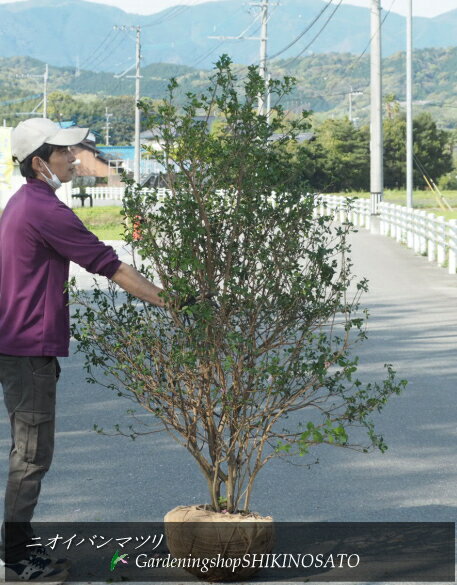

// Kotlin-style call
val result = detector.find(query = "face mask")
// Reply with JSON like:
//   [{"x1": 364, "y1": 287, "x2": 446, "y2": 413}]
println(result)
[{"x1": 39, "y1": 159, "x2": 62, "y2": 190}]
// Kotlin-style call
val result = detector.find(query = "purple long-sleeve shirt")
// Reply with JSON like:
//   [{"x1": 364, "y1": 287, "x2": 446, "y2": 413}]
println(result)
[{"x1": 0, "y1": 179, "x2": 121, "y2": 357}]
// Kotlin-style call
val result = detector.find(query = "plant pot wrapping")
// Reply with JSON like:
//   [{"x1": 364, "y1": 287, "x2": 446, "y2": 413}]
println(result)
[{"x1": 164, "y1": 505, "x2": 274, "y2": 581}]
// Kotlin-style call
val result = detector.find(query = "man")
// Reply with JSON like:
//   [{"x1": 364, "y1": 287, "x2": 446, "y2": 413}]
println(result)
[{"x1": 0, "y1": 118, "x2": 165, "y2": 582}]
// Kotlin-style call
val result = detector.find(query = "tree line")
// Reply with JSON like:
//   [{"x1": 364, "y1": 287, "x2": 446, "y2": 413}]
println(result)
[
  {"x1": 297, "y1": 111, "x2": 455, "y2": 192},
  {"x1": 3, "y1": 88, "x2": 453, "y2": 192},
  {"x1": 60, "y1": 88, "x2": 455, "y2": 191}
]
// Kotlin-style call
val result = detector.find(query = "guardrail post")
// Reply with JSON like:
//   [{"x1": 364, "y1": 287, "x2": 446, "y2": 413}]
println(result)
[
  {"x1": 355, "y1": 199, "x2": 360, "y2": 227},
  {"x1": 338, "y1": 196, "x2": 345, "y2": 223},
  {"x1": 427, "y1": 213, "x2": 436, "y2": 263},
  {"x1": 365, "y1": 200, "x2": 371, "y2": 229},
  {"x1": 437, "y1": 216, "x2": 446, "y2": 267},
  {"x1": 316, "y1": 194, "x2": 322, "y2": 217},
  {"x1": 303, "y1": 195, "x2": 457, "y2": 279},
  {"x1": 412, "y1": 209, "x2": 419, "y2": 253},
  {"x1": 448, "y1": 219, "x2": 457, "y2": 274},
  {"x1": 412, "y1": 210, "x2": 418, "y2": 253},
  {"x1": 394, "y1": 204, "x2": 401, "y2": 242},
  {"x1": 379, "y1": 203, "x2": 386, "y2": 235},
  {"x1": 406, "y1": 207, "x2": 414, "y2": 249},
  {"x1": 417, "y1": 210, "x2": 427, "y2": 255},
  {"x1": 388, "y1": 203, "x2": 394, "y2": 237},
  {"x1": 351, "y1": 200, "x2": 358, "y2": 227}
]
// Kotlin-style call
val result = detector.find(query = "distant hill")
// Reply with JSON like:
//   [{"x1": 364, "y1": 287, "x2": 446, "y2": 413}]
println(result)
[
  {"x1": 273, "y1": 47, "x2": 457, "y2": 129},
  {"x1": 1, "y1": 47, "x2": 457, "y2": 131},
  {"x1": 0, "y1": 0, "x2": 457, "y2": 70}
]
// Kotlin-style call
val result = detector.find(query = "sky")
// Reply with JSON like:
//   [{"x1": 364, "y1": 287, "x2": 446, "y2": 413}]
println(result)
[{"x1": 0, "y1": 0, "x2": 455, "y2": 18}]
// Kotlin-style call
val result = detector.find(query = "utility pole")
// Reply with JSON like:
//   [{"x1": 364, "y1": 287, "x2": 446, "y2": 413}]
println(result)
[
  {"x1": 348, "y1": 87, "x2": 363, "y2": 123},
  {"x1": 370, "y1": 0, "x2": 383, "y2": 214},
  {"x1": 406, "y1": 0, "x2": 413, "y2": 208},
  {"x1": 134, "y1": 26, "x2": 141, "y2": 184},
  {"x1": 209, "y1": 0, "x2": 276, "y2": 117},
  {"x1": 104, "y1": 107, "x2": 113, "y2": 146},
  {"x1": 113, "y1": 25, "x2": 142, "y2": 184},
  {"x1": 43, "y1": 64, "x2": 48, "y2": 118},
  {"x1": 16, "y1": 65, "x2": 48, "y2": 118},
  {"x1": 258, "y1": 0, "x2": 268, "y2": 115}
]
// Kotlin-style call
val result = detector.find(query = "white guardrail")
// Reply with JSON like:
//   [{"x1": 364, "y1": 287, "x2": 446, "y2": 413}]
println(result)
[
  {"x1": 71, "y1": 187, "x2": 124, "y2": 202},
  {"x1": 70, "y1": 189, "x2": 457, "y2": 276},
  {"x1": 70, "y1": 187, "x2": 226, "y2": 204},
  {"x1": 70, "y1": 187, "x2": 171, "y2": 203},
  {"x1": 317, "y1": 194, "x2": 457, "y2": 275}
]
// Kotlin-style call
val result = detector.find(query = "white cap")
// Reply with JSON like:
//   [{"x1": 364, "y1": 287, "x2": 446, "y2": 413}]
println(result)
[{"x1": 11, "y1": 118, "x2": 89, "y2": 163}]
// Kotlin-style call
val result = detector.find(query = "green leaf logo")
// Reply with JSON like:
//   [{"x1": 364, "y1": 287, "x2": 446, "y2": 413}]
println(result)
[{"x1": 110, "y1": 549, "x2": 128, "y2": 571}]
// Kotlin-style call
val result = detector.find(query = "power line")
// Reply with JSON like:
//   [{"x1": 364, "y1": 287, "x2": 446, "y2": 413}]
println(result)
[
  {"x1": 142, "y1": 1, "x2": 199, "y2": 28},
  {"x1": 187, "y1": 3, "x2": 261, "y2": 70},
  {"x1": 320, "y1": 0, "x2": 396, "y2": 102},
  {"x1": 191, "y1": 41, "x2": 227, "y2": 69},
  {"x1": 270, "y1": 0, "x2": 343, "y2": 111},
  {"x1": 336, "y1": 0, "x2": 396, "y2": 85},
  {"x1": 79, "y1": 29, "x2": 118, "y2": 69},
  {"x1": 143, "y1": 6, "x2": 188, "y2": 26},
  {"x1": 220, "y1": 2, "x2": 280, "y2": 84},
  {"x1": 285, "y1": 0, "x2": 343, "y2": 67},
  {"x1": 0, "y1": 94, "x2": 42, "y2": 107},
  {"x1": 68, "y1": 32, "x2": 131, "y2": 92},
  {"x1": 273, "y1": 0, "x2": 396, "y2": 115},
  {"x1": 269, "y1": 0, "x2": 334, "y2": 61},
  {"x1": 84, "y1": 31, "x2": 130, "y2": 73}
]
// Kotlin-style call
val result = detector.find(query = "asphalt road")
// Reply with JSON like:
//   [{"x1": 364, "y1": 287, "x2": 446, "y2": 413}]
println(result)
[{"x1": 0, "y1": 230, "x2": 456, "y2": 582}]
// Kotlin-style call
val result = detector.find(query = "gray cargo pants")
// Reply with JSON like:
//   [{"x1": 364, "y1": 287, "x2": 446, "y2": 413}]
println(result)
[{"x1": 0, "y1": 355, "x2": 60, "y2": 563}]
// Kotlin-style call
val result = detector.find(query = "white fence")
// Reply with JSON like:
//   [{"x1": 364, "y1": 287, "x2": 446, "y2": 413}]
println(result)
[
  {"x1": 317, "y1": 194, "x2": 457, "y2": 275},
  {"x1": 69, "y1": 189, "x2": 457, "y2": 275},
  {"x1": 315, "y1": 194, "x2": 372, "y2": 230},
  {"x1": 70, "y1": 187, "x2": 176, "y2": 205},
  {"x1": 71, "y1": 187, "x2": 124, "y2": 203}
]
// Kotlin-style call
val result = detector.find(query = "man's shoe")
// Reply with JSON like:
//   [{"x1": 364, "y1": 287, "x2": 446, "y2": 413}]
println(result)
[
  {"x1": 0, "y1": 555, "x2": 68, "y2": 582},
  {"x1": 28, "y1": 547, "x2": 71, "y2": 571}
]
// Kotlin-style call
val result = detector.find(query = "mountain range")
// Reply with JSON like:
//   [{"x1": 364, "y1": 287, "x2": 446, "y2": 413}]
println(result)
[
  {"x1": 0, "y1": 0, "x2": 456, "y2": 71},
  {"x1": 2, "y1": 46, "x2": 457, "y2": 130}
]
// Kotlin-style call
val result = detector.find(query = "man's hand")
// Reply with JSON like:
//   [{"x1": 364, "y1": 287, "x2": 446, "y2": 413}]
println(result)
[
  {"x1": 110, "y1": 262, "x2": 165, "y2": 307},
  {"x1": 178, "y1": 292, "x2": 219, "y2": 311}
]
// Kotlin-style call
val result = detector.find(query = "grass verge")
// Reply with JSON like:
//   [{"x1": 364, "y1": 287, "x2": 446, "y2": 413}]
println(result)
[{"x1": 74, "y1": 205, "x2": 125, "y2": 240}]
